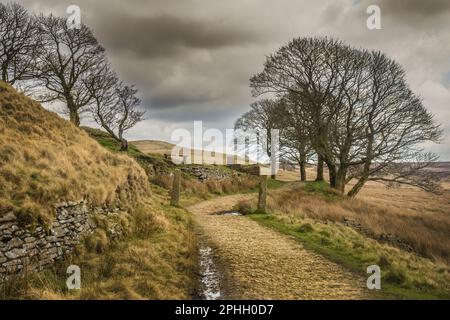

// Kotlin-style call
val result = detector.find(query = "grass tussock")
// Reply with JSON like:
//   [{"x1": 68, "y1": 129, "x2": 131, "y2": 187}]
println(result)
[
  {"x1": 0, "y1": 82, "x2": 149, "y2": 226},
  {"x1": 2, "y1": 194, "x2": 197, "y2": 300}
]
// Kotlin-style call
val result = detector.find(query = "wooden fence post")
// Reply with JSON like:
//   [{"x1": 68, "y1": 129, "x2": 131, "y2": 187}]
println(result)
[
  {"x1": 170, "y1": 170, "x2": 181, "y2": 206},
  {"x1": 257, "y1": 175, "x2": 268, "y2": 213}
]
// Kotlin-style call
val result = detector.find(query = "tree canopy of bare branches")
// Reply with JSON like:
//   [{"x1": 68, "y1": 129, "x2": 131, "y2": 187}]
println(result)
[
  {"x1": 249, "y1": 37, "x2": 442, "y2": 196},
  {"x1": 0, "y1": 2, "x2": 146, "y2": 149},
  {"x1": 33, "y1": 15, "x2": 106, "y2": 126},
  {"x1": 84, "y1": 62, "x2": 145, "y2": 150},
  {"x1": 0, "y1": 3, "x2": 40, "y2": 85}
]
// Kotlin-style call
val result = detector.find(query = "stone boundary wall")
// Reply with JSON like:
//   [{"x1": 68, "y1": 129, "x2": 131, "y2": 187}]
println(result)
[
  {"x1": 181, "y1": 165, "x2": 235, "y2": 181},
  {"x1": 0, "y1": 200, "x2": 96, "y2": 283}
]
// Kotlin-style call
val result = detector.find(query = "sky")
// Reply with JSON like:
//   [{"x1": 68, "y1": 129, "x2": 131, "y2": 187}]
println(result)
[{"x1": 14, "y1": 0, "x2": 450, "y2": 160}]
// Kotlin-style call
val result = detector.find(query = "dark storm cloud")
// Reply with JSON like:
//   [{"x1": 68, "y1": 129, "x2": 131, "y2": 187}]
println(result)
[
  {"x1": 14, "y1": 0, "x2": 450, "y2": 159},
  {"x1": 380, "y1": 0, "x2": 450, "y2": 16},
  {"x1": 148, "y1": 104, "x2": 242, "y2": 124},
  {"x1": 96, "y1": 14, "x2": 262, "y2": 59},
  {"x1": 360, "y1": 0, "x2": 450, "y2": 18}
]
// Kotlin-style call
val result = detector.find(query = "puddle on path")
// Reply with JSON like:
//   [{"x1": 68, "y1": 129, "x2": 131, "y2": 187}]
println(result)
[
  {"x1": 215, "y1": 211, "x2": 242, "y2": 216},
  {"x1": 198, "y1": 245, "x2": 221, "y2": 300}
]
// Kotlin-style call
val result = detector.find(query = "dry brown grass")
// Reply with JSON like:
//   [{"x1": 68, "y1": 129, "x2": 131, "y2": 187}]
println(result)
[
  {"x1": 131, "y1": 140, "x2": 175, "y2": 155},
  {"x1": 268, "y1": 184, "x2": 450, "y2": 263},
  {"x1": 3, "y1": 194, "x2": 197, "y2": 300},
  {"x1": 152, "y1": 172, "x2": 258, "y2": 200},
  {"x1": 0, "y1": 81, "x2": 149, "y2": 226}
]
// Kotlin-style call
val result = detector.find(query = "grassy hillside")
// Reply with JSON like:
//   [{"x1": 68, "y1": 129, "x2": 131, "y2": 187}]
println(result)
[
  {"x1": 0, "y1": 82, "x2": 197, "y2": 299},
  {"x1": 0, "y1": 82, "x2": 149, "y2": 226}
]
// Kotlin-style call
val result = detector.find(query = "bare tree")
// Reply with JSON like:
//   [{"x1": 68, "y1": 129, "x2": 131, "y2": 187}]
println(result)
[
  {"x1": 0, "y1": 3, "x2": 40, "y2": 85},
  {"x1": 250, "y1": 38, "x2": 353, "y2": 186},
  {"x1": 235, "y1": 99, "x2": 284, "y2": 178},
  {"x1": 280, "y1": 93, "x2": 314, "y2": 181},
  {"x1": 345, "y1": 52, "x2": 443, "y2": 196},
  {"x1": 250, "y1": 37, "x2": 442, "y2": 196},
  {"x1": 85, "y1": 63, "x2": 145, "y2": 151},
  {"x1": 33, "y1": 15, "x2": 105, "y2": 126}
]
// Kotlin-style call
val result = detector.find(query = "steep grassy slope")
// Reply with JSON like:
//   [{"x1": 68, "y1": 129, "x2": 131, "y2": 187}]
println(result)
[
  {"x1": 0, "y1": 82, "x2": 149, "y2": 226},
  {"x1": 0, "y1": 82, "x2": 198, "y2": 299}
]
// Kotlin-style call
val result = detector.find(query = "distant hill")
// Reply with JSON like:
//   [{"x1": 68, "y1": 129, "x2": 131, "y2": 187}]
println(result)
[
  {"x1": 130, "y1": 139, "x2": 251, "y2": 165},
  {"x1": 132, "y1": 140, "x2": 175, "y2": 155}
]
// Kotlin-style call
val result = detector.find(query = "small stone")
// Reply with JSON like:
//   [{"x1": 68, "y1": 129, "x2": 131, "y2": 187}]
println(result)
[
  {"x1": 24, "y1": 237, "x2": 36, "y2": 243},
  {"x1": 5, "y1": 248, "x2": 26, "y2": 259},
  {"x1": 0, "y1": 212, "x2": 16, "y2": 223},
  {"x1": 7, "y1": 238, "x2": 24, "y2": 249}
]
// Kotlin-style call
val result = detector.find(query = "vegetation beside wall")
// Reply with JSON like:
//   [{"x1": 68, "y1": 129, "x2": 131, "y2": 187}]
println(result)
[{"x1": 3, "y1": 194, "x2": 197, "y2": 299}]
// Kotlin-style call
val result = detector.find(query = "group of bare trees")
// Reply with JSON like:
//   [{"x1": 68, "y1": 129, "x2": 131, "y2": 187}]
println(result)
[
  {"x1": 0, "y1": 2, "x2": 144, "y2": 150},
  {"x1": 237, "y1": 37, "x2": 442, "y2": 197}
]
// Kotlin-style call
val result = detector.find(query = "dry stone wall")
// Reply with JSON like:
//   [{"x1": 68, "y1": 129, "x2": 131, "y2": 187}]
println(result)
[{"x1": 0, "y1": 200, "x2": 96, "y2": 283}]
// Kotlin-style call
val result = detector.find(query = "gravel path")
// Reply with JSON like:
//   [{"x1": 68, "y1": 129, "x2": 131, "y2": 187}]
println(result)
[{"x1": 189, "y1": 194, "x2": 369, "y2": 300}]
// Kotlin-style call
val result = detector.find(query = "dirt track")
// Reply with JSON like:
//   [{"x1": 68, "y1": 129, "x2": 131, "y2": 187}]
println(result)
[{"x1": 189, "y1": 194, "x2": 368, "y2": 299}]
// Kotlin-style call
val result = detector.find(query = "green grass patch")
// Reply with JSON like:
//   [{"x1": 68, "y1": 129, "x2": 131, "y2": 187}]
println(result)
[
  {"x1": 303, "y1": 181, "x2": 341, "y2": 200},
  {"x1": 267, "y1": 179, "x2": 286, "y2": 189}
]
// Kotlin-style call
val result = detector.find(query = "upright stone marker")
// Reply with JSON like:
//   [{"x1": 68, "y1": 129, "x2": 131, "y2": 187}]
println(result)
[
  {"x1": 170, "y1": 170, "x2": 181, "y2": 206},
  {"x1": 258, "y1": 175, "x2": 268, "y2": 213}
]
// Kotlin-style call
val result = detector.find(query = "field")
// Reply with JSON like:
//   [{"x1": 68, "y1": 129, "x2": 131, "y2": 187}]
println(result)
[
  {"x1": 131, "y1": 140, "x2": 250, "y2": 165},
  {"x1": 232, "y1": 164, "x2": 450, "y2": 298},
  {"x1": 276, "y1": 164, "x2": 450, "y2": 264}
]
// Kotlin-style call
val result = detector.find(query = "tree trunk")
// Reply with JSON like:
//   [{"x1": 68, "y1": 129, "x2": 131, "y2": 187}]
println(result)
[
  {"x1": 1, "y1": 63, "x2": 8, "y2": 82},
  {"x1": 347, "y1": 176, "x2": 367, "y2": 198},
  {"x1": 299, "y1": 159, "x2": 306, "y2": 182},
  {"x1": 347, "y1": 159, "x2": 372, "y2": 197},
  {"x1": 316, "y1": 154, "x2": 324, "y2": 181},
  {"x1": 257, "y1": 175, "x2": 268, "y2": 213},
  {"x1": 334, "y1": 166, "x2": 348, "y2": 195},
  {"x1": 326, "y1": 161, "x2": 336, "y2": 188},
  {"x1": 120, "y1": 139, "x2": 128, "y2": 151},
  {"x1": 67, "y1": 96, "x2": 80, "y2": 126}
]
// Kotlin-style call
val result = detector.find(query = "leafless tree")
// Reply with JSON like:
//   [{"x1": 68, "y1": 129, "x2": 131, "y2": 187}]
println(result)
[
  {"x1": 235, "y1": 99, "x2": 282, "y2": 152},
  {"x1": 84, "y1": 63, "x2": 145, "y2": 151},
  {"x1": 0, "y1": 3, "x2": 40, "y2": 86},
  {"x1": 250, "y1": 37, "x2": 442, "y2": 196},
  {"x1": 33, "y1": 15, "x2": 105, "y2": 126},
  {"x1": 279, "y1": 93, "x2": 314, "y2": 181},
  {"x1": 235, "y1": 99, "x2": 284, "y2": 178},
  {"x1": 344, "y1": 52, "x2": 443, "y2": 196}
]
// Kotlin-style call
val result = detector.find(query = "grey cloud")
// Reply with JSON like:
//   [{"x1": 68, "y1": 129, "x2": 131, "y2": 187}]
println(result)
[
  {"x1": 93, "y1": 14, "x2": 262, "y2": 59},
  {"x1": 14, "y1": 0, "x2": 450, "y2": 160},
  {"x1": 377, "y1": 0, "x2": 450, "y2": 16}
]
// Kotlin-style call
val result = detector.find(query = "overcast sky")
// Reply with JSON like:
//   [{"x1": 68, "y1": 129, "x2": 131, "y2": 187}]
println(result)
[{"x1": 16, "y1": 0, "x2": 450, "y2": 160}]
